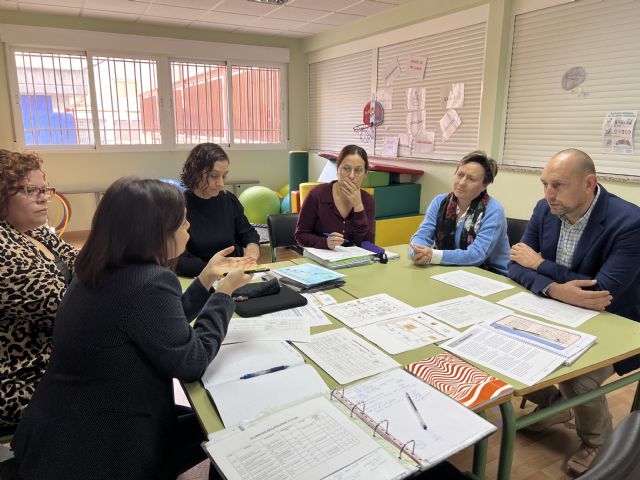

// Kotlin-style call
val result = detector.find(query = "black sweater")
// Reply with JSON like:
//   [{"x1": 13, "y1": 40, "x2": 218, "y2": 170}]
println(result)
[
  {"x1": 176, "y1": 190, "x2": 260, "y2": 277},
  {"x1": 13, "y1": 263, "x2": 234, "y2": 480}
]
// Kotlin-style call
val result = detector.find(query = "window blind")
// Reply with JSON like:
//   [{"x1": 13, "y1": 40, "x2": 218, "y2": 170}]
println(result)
[{"x1": 503, "y1": 0, "x2": 640, "y2": 176}]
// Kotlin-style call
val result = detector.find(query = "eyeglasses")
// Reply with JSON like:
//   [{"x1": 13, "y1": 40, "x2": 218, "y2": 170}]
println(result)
[
  {"x1": 22, "y1": 186, "x2": 56, "y2": 199},
  {"x1": 339, "y1": 165, "x2": 366, "y2": 176}
]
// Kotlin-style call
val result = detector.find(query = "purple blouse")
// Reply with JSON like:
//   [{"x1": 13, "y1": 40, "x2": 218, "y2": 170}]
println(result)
[{"x1": 295, "y1": 181, "x2": 376, "y2": 249}]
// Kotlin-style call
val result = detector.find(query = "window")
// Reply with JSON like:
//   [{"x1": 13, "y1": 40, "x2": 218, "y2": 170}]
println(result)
[
  {"x1": 93, "y1": 56, "x2": 161, "y2": 145},
  {"x1": 14, "y1": 50, "x2": 94, "y2": 146},
  {"x1": 231, "y1": 66, "x2": 281, "y2": 144},
  {"x1": 9, "y1": 47, "x2": 285, "y2": 149},
  {"x1": 171, "y1": 60, "x2": 228, "y2": 145}
]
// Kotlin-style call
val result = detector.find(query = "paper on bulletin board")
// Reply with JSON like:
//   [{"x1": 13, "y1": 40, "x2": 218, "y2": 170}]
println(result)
[
  {"x1": 440, "y1": 109, "x2": 461, "y2": 142},
  {"x1": 383, "y1": 57, "x2": 402, "y2": 86},
  {"x1": 406, "y1": 87, "x2": 426, "y2": 111},
  {"x1": 446, "y1": 83, "x2": 464, "y2": 109},
  {"x1": 602, "y1": 111, "x2": 637, "y2": 154},
  {"x1": 376, "y1": 88, "x2": 393, "y2": 110},
  {"x1": 413, "y1": 132, "x2": 435, "y2": 154},
  {"x1": 383, "y1": 136, "x2": 399, "y2": 157},
  {"x1": 407, "y1": 111, "x2": 424, "y2": 135},
  {"x1": 398, "y1": 133, "x2": 412, "y2": 157},
  {"x1": 407, "y1": 55, "x2": 427, "y2": 80}
]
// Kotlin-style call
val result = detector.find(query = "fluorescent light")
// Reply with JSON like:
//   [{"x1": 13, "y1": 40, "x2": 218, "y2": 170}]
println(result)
[{"x1": 247, "y1": 0, "x2": 290, "y2": 5}]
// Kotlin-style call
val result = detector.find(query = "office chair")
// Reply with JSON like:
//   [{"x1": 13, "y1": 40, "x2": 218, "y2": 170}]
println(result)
[
  {"x1": 578, "y1": 410, "x2": 640, "y2": 480},
  {"x1": 267, "y1": 213, "x2": 302, "y2": 262},
  {"x1": 506, "y1": 217, "x2": 529, "y2": 247}
]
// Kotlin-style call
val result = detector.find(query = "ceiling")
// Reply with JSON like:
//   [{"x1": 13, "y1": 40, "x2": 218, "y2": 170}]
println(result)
[{"x1": 0, "y1": 0, "x2": 411, "y2": 38}]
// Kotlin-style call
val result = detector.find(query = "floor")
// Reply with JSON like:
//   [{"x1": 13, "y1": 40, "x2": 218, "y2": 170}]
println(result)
[{"x1": 59, "y1": 233, "x2": 637, "y2": 479}]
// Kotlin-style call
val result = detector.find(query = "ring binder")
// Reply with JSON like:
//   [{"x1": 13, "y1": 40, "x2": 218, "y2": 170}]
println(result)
[
  {"x1": 399, "y1": 440, "x2": 416, "y2": 460},
  {"x1": 330, "y1": 386, "x2": 345, "y2": 400},
  {"x1": 350, "y1": 401, "x2": 365, "y2": 417},
  {"x1": 373, "y1": 419, "x2": 389, "y2": 437}
]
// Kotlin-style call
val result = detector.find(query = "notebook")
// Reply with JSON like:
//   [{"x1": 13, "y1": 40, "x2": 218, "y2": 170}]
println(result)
[
  {"x1": 405, "y1": 352, "x2": 513, "y2": 410},
  {"x1": 201, "y1": 341, "x2": 328, "y2": 426},
  {"x1": 303, "y1": 245, "x2": 374, "y2": 269},
  {"x1": 272, "y1": 263, "x2": 345, "y2": 290}
]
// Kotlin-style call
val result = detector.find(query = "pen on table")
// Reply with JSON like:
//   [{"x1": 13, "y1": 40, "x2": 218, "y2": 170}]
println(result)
[
  {"x1": 221, "y1": 268, "x2": 270, "y2": 277},
  {"x1": 406, "y1": 393, "x2": 428, "y2": 430},
  {"x1": 322, "y1": 232, "x2": 350, "y2": 245},
  {"x1": 240, "y1": 365, "x2": 289, "y2": 380}
]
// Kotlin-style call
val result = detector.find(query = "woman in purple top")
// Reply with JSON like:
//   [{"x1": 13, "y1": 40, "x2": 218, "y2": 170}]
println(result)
[{"x1": 295, "y1": 145, "x2": 376, "y2": 250}]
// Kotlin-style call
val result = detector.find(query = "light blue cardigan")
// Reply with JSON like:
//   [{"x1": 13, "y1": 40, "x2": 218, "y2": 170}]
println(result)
[{"x1": 409, "y1": 193, "x2": 510, "y2": 276}]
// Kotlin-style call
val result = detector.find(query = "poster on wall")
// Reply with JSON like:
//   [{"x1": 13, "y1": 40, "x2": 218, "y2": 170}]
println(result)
[
  {"x1": 383, "y1": 136, "x2": 399, "y2": 157},
  {"x1": 440, "y1": 109, "x2": 462, "y2": 142},
  {"x1": 407, "y1": 55, "x2": 427, "y2": 80},
  {"x1": 413, "y1": 132, "x2": 435, "y2": 154},
  {"x1": 446, "y1": 83, "x2": 464, "y2": 109},
  {"x1": 602, "y1": 111, "x2": 637, "y2": 154},
  {"x1": 383, "y1": 57, "x2": 402, "y2": 86},
  {"x1": 406, "y1": 87, "x2": 426, "y2": 110},
  {"x1": 398, "y1": 133, "x2": 412, "y2": 157},
  {"x1": 407, "y1": 111, "x2": 424, "y2": 135},
  {"x1": 376, "y1": 88, "x2": 393, "y2": 110}
]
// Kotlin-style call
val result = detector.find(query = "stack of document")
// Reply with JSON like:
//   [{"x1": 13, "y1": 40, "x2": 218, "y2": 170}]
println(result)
[
  {"x1": 202, "y1": 341, "x2": 328, "y2": 426},
  {"x1": 272, "y1": 263, "x2": 345, "y2": 291},
  {"x1": 303, "y1": 245, "x2": 374, "y2": 269}
]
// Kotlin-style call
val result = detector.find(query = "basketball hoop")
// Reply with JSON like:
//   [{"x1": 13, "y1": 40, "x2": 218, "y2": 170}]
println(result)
[{"x1": 353, "y1": 123, "x2": 373, "y2": 143}]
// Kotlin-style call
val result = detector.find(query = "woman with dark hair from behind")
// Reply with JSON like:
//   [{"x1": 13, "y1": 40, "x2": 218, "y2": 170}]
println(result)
[
  {"x1": 176, "y1": 143, "x2": 260, "y2": 277},
  {"x1": 409, "y1": 150, "x2": 510, "y2": 275},
  {"x1": 12, "y1": 177, "x2": 253, "y2": 480},
  {"x1": 295, "y1": 144, "x2": 376, "y2": 249}
]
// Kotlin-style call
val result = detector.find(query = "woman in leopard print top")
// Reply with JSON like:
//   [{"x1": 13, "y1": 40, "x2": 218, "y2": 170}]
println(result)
[{"x1": 0, "y1": 150, "x2": 77, "y2": 429}]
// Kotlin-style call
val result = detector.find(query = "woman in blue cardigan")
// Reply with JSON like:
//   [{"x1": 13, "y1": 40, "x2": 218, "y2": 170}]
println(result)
[{"x1": 409, "y1": 151, "x2": 510, "y2": 276}]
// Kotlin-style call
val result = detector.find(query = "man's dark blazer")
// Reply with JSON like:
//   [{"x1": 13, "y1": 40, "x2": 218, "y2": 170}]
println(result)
[{"x1": 509, "y1": 185, "x2": 640, "y2": 375}]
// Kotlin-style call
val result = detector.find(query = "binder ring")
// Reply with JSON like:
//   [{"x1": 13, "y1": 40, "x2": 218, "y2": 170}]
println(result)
[
  {"x1": 330, "y1": 387, "x2": 344, "y2": 400},
  {"x1": 373, "y1": 419, "x2": 389, "y2": 437},
  {"x1": 399, "y1": 440, "x2": 416, "y2": 459},
  {"x1": 350, "y1": 401, "x2": 365, "y2": 417}
]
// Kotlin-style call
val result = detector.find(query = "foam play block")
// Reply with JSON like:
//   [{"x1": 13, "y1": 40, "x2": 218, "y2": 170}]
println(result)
[
  {"x1": 361, "y1": 171, "x2": 389, "y2": 188},
  {"x1": 375, "y1": 214, "x2": 424, "y2": 247},
  {"x1": 372, "y1": 183, "x2": 421, "y2": 218},
  {"x1": 290, "y1": 190, "x2": 300, "y2": 213}
]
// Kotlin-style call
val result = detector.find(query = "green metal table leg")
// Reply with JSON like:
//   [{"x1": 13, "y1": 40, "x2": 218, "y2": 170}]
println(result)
[
  {"x1": 497, "y1": 401, "x2": 516, "y2": 480},
  {"x1": 472, "y1": 410, "x2": 489, "y2": 480}
]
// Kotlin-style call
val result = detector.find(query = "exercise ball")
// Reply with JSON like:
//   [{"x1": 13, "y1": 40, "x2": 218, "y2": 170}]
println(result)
[
  {"x1": 278, "y1": 184, "x2": 290, "y2": 198},
  {"x1": 238, "y1": 186, "x2": 281, "y2": 224},
  {"x1": 280, "y1": 194, "x2": 291, "y2": 213},
  {"x1": 160, "y1": 178, "x2": 186, "y2": 192}
]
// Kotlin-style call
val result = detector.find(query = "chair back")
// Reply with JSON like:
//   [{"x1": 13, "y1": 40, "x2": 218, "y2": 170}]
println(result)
[
  {"x1": 267, "y1": 213, "x2": 300, "y2": 262},
  {"x1": 506, "y1": 217, "x2": 529, "y2": 246},
  {"x1": 579, "y1": 410, "x2": 640, "y2": 480}
]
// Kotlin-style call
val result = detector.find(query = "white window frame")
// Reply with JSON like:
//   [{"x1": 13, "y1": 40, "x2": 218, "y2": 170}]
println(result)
[{"x1": 2, "y1": 24, "x2": 289, "y2": 152}]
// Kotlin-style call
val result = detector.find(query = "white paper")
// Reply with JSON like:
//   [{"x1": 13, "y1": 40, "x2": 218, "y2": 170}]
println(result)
[
  {"x1": 355, "y1": 313, "x2": 458, "y2": 355},
  {"x1": 419, "y1": 295, "x2": 513, "y2": 329},
  {"x1": 406, "y1": 87, "x2": 425, "y2": 110},
  {"x1": 262, "y1": 291, "x2": 337, "y2": 328},
  {"x1": 413, "y1": 131, "x2": 435, "y2": 154},
  {"x1": 294, "y1": 328, "x2": 400, "y2": 385},
  {"x1": 206, "y1": 396, "x2": 393, "y2": 480},
  {"x1": 382, "y1": 136, "x2": 399, "y2": 157},
  {"x1": 446, "y1": 83, "x2": 464, "y2": 109},
  {"x1": 202, "y1": 341, "x2": 304, "y2": 389},
  {"x1": 398, "y1": 133, "x2": 412, "y2": 157},
  {"x1": 497, "y1": 291, "x2": 598, "y2": 328},
  {"x1": 383, "y1": 57, "x2": 401, "y2": 86},
  {"x1": 407, "y1": 55, "x2": 427, "y2": 80},
  {"x1": 209, "y1": 364, "x2": 329, "y2": 427},
  {"x1": 376, "y1": 88, "x2": 393, "y2": 110},
  {"x1": 323, "y1": 450, "x2": 410, "y2": 480},
  {"x1": 439, "y1": 109, "x2": 461, "y2": 142},
  {"x1": 441, "y1": 325, "x2": 564, "y2": 385},
  {"x1": 407, "y1": 111, "x2": 423, "y2": 135},
  {"x1": 341, "y1": 370, "x2": 496, "y2": 465},
  {"x1": 602, "y1": 111, "x2": 636, "y2": 154},
  {"x1": 304, "y1": 246, "x2": 373, "y2": 263},
  {"x1": 322, "y1": 293, "x2": 417, "y2": 329},
  {"x1": 222, "y1": 316, "x2": 310, "y2": 344},
  {"x1": 431, "y1": 270, "x2": 515, "y2": 297}
]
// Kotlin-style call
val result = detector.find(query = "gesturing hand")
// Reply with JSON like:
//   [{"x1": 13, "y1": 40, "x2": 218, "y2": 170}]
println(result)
[
  {"x1": 326, "y1": 232, "x2": 345, "y2": 250},
  {"x1": 510, "y1": 242, "x2": 544, "y2": 270},
  {"x1": 217, "y1": 269, "x2": 253, "y2": 297},
  {"x1": 198, "y1": 246, "x2": 256, "y2": 290},
  {"x1": 547, "y1": 279, "x2": 612, "y2": 311},
  {"x1": 411, "y1": 243, "x2": 432, "y2": 266}
]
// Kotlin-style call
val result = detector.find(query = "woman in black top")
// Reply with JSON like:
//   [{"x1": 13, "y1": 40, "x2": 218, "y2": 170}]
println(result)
[
  {"x1": 176, "y1": 143, "x2": 260, "y2": 277},
  {"x1": 12, "y1": 177, "x2": 253, "y2": 480}
]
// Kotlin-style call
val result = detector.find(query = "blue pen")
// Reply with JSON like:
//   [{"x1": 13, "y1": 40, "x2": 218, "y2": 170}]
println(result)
[
  {"x1": 240, "y1": 365, "x2": 289, "y2": 380},
  {"x1": 322, "y1": 232, "x2": 350, "y2": 245}
]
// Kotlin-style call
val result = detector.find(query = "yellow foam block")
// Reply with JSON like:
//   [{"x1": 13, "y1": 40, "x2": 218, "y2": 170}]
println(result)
[
  {"x1": 299, "y1": 182, "x2": 324, "y2": 205},
  {"x1": 375, "y1": 215, "x2": 424, "y2": 247}
]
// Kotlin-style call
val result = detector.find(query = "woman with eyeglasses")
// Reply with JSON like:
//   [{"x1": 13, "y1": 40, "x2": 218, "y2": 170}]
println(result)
[
  {"x1": 409, "y1": 151, "x2": 510, "y2": 276},
  {"x1": 12, "y1": 177, "x2": 252, "y2": 480},
  {"x1": 176, "y1": 143, "x2": 260, "y2": 277},
  {"x1": 295, "y1": 144, "x2": 375, "y2": 250},
  {"x1": 0, "y1": 149, "x2": 78, "y2": 430}
]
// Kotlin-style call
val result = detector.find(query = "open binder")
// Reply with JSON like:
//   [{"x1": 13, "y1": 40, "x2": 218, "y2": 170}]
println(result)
[{"x1": 203, "y1": 369, "x2": 496, "y2": 480}]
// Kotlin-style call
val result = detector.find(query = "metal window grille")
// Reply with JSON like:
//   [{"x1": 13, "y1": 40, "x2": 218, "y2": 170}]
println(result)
[
  {"x1": 14, "y1": 50, "x2": 94, "y2": 146},
  {"x1": 231, "y1": 65, "x2": 281, "y2": 144},
  {"x1": 92, "y1": 56, "x2": 161, "y2": 145},
  {"x1": 171, "y1": 60, "x2": 228, "y2": 145}
]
